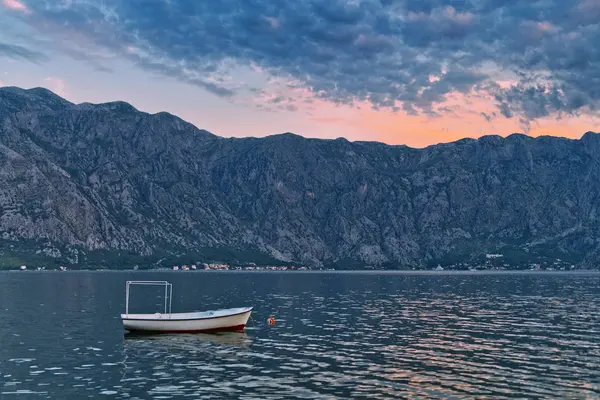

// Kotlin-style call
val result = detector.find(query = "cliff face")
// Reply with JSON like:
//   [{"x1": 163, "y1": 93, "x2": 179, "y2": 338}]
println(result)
[{"x1": 1, "y1": 86, "x2": 600, "y2": 268}]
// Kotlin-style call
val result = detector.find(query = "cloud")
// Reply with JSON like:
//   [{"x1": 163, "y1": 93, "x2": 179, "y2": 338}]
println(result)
[
  {"x1": 480, "y1": 112, "x2": 496, "y2": 122},
  {"x1": 0, "y1": 41, "x2": 47, "y2": 63},
  {"x1": 129, "y1": 55, "x2": 236, "y2": 98},
  {"x1": 43, "y1": 76, "x2": 68, "y2": 97},
  {"x1": 2, "y1": 0, "x2": 30, "y2": 13},
  {"x1": 3, "y1": 0, "x2": 600, "y2": 123}
]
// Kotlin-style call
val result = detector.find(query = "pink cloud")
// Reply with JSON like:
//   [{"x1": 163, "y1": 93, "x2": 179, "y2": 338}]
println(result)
[
  {"x1": 263, "y1": 16, "x2": 280, "y2": 29},
  {"x1": 353, "y1": 34, "x2": 394, "y2": 50},
  {"x1": 2, "y1": 0, "x2": 30, "y2": 13},
  {"x1": 579, "y1": 0, "x2": 600, "y2": 12},
  {"x1": 407, "y1": 5, "x2": 474, "y2": 25},
  {"x1": 519, "y1": 20, "x2": 556, "y2": 43},
  {"x1": 442, "y1": 6, "x2": 474, "y2": 24},
  {"x1": 44, "y1": 77, "x2": 68, "y2": 97}
]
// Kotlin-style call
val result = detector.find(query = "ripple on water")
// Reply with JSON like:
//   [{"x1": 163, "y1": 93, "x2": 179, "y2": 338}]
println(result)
[{"x1": 1, "y1": 273, "x2": 600, "y2": 398}]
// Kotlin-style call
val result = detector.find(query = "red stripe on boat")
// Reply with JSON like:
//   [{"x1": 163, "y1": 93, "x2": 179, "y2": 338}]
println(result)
[{"x1": 125, "y1": 324, "x2": 246, "y2": 334}]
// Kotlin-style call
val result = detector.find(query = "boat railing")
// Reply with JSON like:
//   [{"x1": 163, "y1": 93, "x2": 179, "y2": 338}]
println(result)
[{"x1": 125, "y1": 280, "x2": 173, "y2": 316}]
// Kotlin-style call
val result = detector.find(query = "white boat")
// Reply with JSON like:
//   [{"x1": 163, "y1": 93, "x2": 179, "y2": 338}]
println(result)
[{"x1": 120, "y1": 281, "x2": 253, "y2": 333}]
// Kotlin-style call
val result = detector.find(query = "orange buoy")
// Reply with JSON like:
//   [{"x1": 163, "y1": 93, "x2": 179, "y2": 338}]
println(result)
[{"x1": 267, "y1": 317, "x2": 275, "y2": 325}]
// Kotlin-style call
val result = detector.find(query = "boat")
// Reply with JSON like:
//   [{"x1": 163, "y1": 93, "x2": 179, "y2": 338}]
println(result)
[{"x1": 120, "y1": 280, "x2": 253, "y2": 333}]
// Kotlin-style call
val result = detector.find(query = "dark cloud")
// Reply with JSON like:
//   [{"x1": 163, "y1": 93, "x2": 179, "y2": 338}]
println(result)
[
  {"x1": 498, "y1": 102, "x2": 513, "y2": 119},
  {"x1": 400, "y1": 5, "x2": 479, "y2": 48},
  {"x1": 8, "y1": 0, "x2": 600, "y2": 121},
  {"x1": 130, "y1": 56, "x2": 236, "y2": 98},
  {"x1": 480, "y1": 111, "x2": 496, "y2": 122},
  {"x1": 0, "y1": 41, "x2": 48, "y2": 63}
]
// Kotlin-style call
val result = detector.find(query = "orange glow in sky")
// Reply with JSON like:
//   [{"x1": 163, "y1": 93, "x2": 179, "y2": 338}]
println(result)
[{"x1": 1, "y1": 0, "x2": 598, "y2": 148}]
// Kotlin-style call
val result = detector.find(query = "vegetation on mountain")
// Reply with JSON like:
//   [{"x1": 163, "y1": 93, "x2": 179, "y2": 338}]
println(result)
[{"x1": 1, "y1": 86, "x2": 599, "y2": 270}]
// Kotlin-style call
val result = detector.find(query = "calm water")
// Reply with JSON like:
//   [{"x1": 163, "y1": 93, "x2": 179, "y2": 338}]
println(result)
[{"x1": 1, "y1": 271, "x2": 600, "y2": 399}]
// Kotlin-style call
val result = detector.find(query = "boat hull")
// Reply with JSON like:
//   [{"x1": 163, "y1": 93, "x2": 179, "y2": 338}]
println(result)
[{"x1": 121, "y1": 307, "x2": 252, "y2": 333}]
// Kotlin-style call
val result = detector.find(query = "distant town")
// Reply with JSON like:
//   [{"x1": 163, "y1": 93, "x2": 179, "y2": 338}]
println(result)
[
  {"x1": 430, "y1": 254, "x2": 579, "y2": 272},
  {"x1": 4, "y1": 254, "x2": 586, "y2": 272},
  {"x1": 7, "y1": 262, "x2": 314, "y2": 272},
  {"x1": 153, "y1": 262, "x2": 312, "y2": 271}
]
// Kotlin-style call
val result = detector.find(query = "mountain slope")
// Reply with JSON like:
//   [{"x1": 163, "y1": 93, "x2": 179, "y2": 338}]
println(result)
[{"x1": 1, "y1": 86, "x2": 599, "y2": 269}]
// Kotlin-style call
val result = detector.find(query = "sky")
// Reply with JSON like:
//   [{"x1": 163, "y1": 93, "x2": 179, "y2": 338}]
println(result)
[{"x1": 0, "y1": 0, "x2": 599, "y2": 147}]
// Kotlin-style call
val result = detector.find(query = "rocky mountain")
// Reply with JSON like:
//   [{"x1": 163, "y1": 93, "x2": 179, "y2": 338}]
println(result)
[{"x1": 1, "y1": 86, "x2": 599, "y2": 269}]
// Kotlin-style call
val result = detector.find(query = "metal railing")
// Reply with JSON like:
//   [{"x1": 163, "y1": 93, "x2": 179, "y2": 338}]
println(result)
[{"x1": 125, "y1": 280, "x2": 172, "y2": 316}]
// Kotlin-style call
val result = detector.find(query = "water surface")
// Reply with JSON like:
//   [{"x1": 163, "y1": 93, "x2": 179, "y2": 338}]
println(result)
[{"x1": 1, "y1": 271, "x2": 599, "y2": 398}]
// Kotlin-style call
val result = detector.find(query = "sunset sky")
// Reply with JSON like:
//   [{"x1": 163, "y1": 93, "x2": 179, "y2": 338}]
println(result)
[{"x1": 1, "y1": 0, "x2": 599, "y2": 147}]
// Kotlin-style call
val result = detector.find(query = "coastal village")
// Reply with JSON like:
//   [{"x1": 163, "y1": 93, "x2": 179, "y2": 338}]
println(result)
[
  {"x1": 10, "y1": 262, "x2": 311, "y2": 272},
  {"x1": 434, "y1": 254, "x2": 577, "y2": 271},
  {"x1": 8, "y1": 254, "x2": 580, "y2": 272},
  {"x1": 158, "y1": 263, "x2": 309, "y2": 271}
]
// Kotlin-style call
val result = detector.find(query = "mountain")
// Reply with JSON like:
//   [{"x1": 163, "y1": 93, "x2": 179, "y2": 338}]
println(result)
[{"x1": 0, "y1": 86, "x2": 599, "y2": 270}]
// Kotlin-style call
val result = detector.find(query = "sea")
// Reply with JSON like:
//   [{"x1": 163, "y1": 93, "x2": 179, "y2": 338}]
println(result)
[{"x1": 1, "y1": 271, "x2": 599, "y2": 399}]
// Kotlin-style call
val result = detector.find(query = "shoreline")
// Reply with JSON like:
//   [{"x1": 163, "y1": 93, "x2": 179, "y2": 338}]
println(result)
[{"x1": 2, "y1": 269, "x2": 600, "y2": 274}]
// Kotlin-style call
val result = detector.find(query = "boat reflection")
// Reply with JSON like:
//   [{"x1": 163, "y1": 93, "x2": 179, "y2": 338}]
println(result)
[
  {"x1": 123, "y1": 330, "x2": 252, "y2": 349},
  {"x1": 120, "y1": 331, "x2": 252, "y2": 389}
]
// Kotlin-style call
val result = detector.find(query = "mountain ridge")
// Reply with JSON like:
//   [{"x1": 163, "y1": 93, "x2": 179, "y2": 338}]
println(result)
[
  {"x1": 0, "y1": 85, "x2": 599, "y2": 269},
  {"x1": 5, "y1": 85, "x2": 586, "y2": 149}
]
